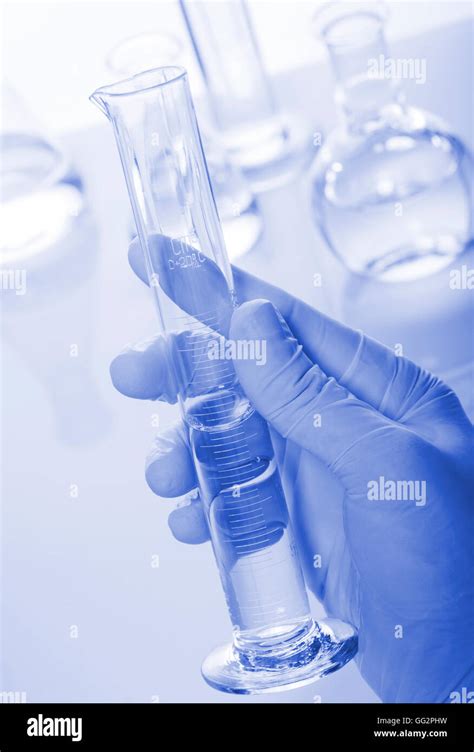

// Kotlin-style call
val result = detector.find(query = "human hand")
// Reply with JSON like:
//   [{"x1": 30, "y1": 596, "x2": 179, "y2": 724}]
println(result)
[{"x1": 111, "y1": 236, "x2": 474, "y2": 703}]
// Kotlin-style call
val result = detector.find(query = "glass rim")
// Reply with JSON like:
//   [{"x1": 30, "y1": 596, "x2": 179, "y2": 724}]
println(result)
[{"x1": 90, "y1": 65, "x2": 187, "y2": 101}]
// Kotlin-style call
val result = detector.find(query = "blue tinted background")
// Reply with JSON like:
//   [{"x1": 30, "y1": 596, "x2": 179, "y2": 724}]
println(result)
[{"x1": 1, "y1": 2, "x2": 473, "y2": 702}]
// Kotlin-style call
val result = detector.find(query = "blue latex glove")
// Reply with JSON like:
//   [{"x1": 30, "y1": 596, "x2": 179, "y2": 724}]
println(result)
[{"x1": 111, "y1": 236, "x2": 474, "y2": 703}]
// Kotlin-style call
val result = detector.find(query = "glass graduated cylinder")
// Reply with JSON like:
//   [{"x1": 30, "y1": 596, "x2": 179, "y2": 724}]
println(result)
[{"x1": 91, "y1": 66, "x2": 357, "y2": 691}]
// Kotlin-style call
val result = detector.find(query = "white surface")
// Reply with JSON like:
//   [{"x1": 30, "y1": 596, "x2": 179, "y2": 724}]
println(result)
[
  {"x1": 2, "y1": 0, "x2": 472, "y2": 135},
  {"x1": 1, "y1": 9, "x2": 473, "y2": 704}
]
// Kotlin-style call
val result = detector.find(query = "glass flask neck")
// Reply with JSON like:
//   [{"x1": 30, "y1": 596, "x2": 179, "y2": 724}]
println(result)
[{"x1": 319, "y1": 3, "x2": 404, "y2": 132}]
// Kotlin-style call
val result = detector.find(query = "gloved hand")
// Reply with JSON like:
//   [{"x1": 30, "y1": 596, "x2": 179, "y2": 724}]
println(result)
[{"x1": 111, "y1": 235, "x2": 474, "y2": 703}]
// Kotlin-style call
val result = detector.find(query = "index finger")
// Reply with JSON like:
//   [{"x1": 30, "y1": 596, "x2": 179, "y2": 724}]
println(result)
[{"x1": 128, "y1": 235, "x2": 413, "y2": 418}]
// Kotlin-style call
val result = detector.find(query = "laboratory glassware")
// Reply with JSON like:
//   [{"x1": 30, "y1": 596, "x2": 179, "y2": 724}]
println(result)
[
  {"x1": 106, "y1": 31, "x2": 262, "y2": 261},
  {"x1": 91, "y1": 66, "x2": 357, "y2": 694},
  {"x1": 310, "y1": 2, "x2": 473, "y2": 282},
  {"x1": 179, "y1": 0, "x2": 314, "y2": 192},
  {"x1": 0, "y1": 83, "x2": 84, "y2": 263}
]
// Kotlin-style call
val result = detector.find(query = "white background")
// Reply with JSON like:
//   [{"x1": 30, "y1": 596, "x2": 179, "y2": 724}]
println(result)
[{"x1": 2, "y1": 0, "x2": 472, "y2": 133}]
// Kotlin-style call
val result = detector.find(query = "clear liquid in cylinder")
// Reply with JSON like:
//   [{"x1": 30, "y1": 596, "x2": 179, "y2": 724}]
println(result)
[{"x1": 187, "y1": 392, "x2": 313, "y2": 653}]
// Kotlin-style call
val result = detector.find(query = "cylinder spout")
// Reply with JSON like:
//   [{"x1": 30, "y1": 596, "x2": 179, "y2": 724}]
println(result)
[
  {"x1": 90, "y1": 67, "x2": 188, "y2": 122},
  {"x1": 89, "y1": 90, "x2": 109, "y2": 117}
]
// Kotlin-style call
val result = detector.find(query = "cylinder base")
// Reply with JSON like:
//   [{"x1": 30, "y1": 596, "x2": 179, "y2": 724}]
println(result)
[{"x1": 201, "y1": 618, "x2": 358, "y2": 695}]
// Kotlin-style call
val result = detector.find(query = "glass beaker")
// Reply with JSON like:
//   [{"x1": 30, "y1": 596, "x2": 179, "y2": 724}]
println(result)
[
  {"x1": 179, "y1": 0, "x2": 314, "y2": 191},
  {"x1": 0, "y1": 83, "x2": 85, "y2": 263},
  {"x1": 106, "y1": 30, "x2": 262, "y2": 261},
  {"x1": 310, "y1": 2, "x2": 473, "y2": 282},
  {"x1": 90, "y1": 67, "x2": 357, "y2": 694}
]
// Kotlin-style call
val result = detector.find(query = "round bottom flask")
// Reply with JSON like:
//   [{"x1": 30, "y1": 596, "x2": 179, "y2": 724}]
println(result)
[
  {"x1": 311, "y1": 2, "x2": 473, "y2": 282},
  {"x1": 312, "y1": 106, "x2": 473, "y2": 282}
]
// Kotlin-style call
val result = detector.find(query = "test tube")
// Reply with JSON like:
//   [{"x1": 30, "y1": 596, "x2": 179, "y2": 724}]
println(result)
[
  {"x1": 91, "y1": 67, "x2": 356, "y2": 693},
  {"x1": 179, "y1": 0, "x2": 314, "y2": 191}
]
